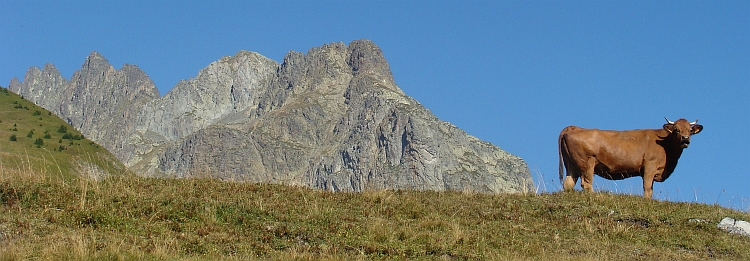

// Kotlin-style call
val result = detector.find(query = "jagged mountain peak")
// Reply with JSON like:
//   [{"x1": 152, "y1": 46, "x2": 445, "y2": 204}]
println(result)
[
  {"x1": 86, "y1": 51, "x2": 108, "y2": 61},
  {"x1": 347, "y1": 39, "x2": 395, "y2": 82},
  {"x1": 76, "y1": 52, "x2": 158, "y2": 97},
  {"x1": 42, "y1": 63, "x2": 61, "y2": 74},
  {"x1": 276, "y1": 40, "x2": 403, "y2": 98},
  {"x1": 222, "y1": 50, "x2": 274, "y2": 64},
  {"x1": 7, "y1": 40, "x2": 534, "y2": 194},
  {"x1": 81, "y1": 51, "x2": 111, "y2": 70}
]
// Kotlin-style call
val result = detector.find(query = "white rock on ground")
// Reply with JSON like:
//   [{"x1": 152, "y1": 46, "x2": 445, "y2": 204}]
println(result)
[{"x1": 717, "y1": 217, "x2": 750, "y2": 237}]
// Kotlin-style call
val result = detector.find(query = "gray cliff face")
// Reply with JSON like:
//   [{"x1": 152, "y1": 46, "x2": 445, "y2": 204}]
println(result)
[
  {"x1": 138, "y1": 50, "x2": 278, "y2": 142},
  {"x1": 128, "y1": 50, "x2": 279, "y2": 167},
  {"x1": 8, "y1": 40, "x2": 534, "y2": 193}
]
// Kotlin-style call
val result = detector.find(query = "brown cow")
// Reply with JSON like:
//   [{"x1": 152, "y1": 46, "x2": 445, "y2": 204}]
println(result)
[{"x1": 558, "y1": 118, "x2": 703, "y2": 198}]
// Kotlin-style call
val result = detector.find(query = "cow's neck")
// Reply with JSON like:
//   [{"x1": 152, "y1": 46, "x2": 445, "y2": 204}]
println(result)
[{"x1": 659, "y1": 133, "x2": 685, "y2": 179}]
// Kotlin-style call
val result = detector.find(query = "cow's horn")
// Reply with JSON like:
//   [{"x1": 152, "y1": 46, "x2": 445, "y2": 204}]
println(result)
[
  {"x1": 690, "y1": 119, "x2": 699, "y2": 125},
  {"x1": 664, "y1": 117, "x2": 674, "y2": 124}
]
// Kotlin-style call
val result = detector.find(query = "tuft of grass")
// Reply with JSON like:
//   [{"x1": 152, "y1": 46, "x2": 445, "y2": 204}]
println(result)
[{"x1": 0, "y1": 165, "x2": 749, "y2": 260}]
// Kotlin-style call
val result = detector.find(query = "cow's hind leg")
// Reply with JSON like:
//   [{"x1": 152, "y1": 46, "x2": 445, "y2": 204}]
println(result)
[
  {"x1": 563, "y1": 174, "x2": 578, "y2": 191},
  {"x1": 580, "y1": 157, "x2": 596, "y2": 192},
  {"x1": 562, "y1": 156, "x2": 579, "y2": 191}
]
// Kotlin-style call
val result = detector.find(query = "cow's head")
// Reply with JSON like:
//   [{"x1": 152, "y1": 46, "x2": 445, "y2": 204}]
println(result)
[{"x1": 663, "y1": 118, "x2": 703, "y2": 148}]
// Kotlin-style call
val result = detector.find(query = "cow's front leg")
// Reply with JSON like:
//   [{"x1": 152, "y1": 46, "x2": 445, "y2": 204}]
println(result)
[
  {"x1": 642, "y1": 164, "x2": 657, "y2": 199},
  {"x1": 642, "y1": 178, "x2": 654, "y2": 199}
]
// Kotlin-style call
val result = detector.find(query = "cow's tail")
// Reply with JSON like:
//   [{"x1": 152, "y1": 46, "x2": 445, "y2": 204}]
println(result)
[
  {"x1": 558, "y1": 126, "x2": 578, "y2": 184},
  {"x1": 559, "y1": 130, "x2": 565, "y2": 184}
]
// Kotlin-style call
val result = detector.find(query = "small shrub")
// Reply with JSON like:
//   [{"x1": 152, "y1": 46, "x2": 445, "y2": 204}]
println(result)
[
  {"x1": 32, "y1": 110, "x2": 41, "y2": 116},
  {"x1": 43, "y1": 133, "x2": 51, "y2": 139},
  {"x1": 34, "y1": 138, "x2": 44, "y2": 146},
  {"x1": 26, "y1": 130, "x2": 34, "y2": 138},
  {"x1": 57, "y1": 125, "x2": 68, "y2": 133},
  {"x1": 9, "y1": 134, "x2": 17, "y2": 141}
]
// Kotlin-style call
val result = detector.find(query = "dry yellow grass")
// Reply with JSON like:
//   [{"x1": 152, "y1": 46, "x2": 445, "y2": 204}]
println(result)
[{"x1": 1, "y1": 164, "x2": 749, "y2": 260}]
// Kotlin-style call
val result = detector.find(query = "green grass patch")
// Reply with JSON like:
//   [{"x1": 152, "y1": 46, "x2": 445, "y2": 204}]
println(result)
[{"x1": 0, "y1": 88, "x2": 126, "y2": 181}]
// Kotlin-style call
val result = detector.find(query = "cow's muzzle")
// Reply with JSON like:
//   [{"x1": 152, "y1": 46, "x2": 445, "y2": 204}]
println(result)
[{"x1": 681, "y1": 136, "x2": 690, "y2": 148}]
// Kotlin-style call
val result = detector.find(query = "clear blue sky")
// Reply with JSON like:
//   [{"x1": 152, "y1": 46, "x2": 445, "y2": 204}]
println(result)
[{"x1": 2, "y1": 1, "x2": 748, "y2": 210}]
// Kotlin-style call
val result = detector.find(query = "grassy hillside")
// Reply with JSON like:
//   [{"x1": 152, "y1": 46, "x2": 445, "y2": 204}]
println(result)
[
  {"x1": 0, "y1": 87, "x2": 126, "y2": 181},
  {"x1": 0, "y1": 169, "x2": 748, "y2": 260}
]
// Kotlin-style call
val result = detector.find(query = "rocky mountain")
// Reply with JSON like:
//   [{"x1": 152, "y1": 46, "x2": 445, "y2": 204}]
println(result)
[{"x1": 8, "y1": 40, "x2": 534, "y2": 193}]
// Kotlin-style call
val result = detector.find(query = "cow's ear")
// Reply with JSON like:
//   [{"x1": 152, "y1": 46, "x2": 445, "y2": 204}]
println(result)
[
  {"x1": 663, "y1": 123, "x2": 675, "y2": 133},
  {"x1": 691, "y1": 124, "x2": 703, "y2": 135}
]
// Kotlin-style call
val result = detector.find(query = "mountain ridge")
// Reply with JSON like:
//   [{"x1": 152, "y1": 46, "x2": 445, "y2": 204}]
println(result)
[{"x1": 8, "y1": 39, "x2": 534, "y2": 193}]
